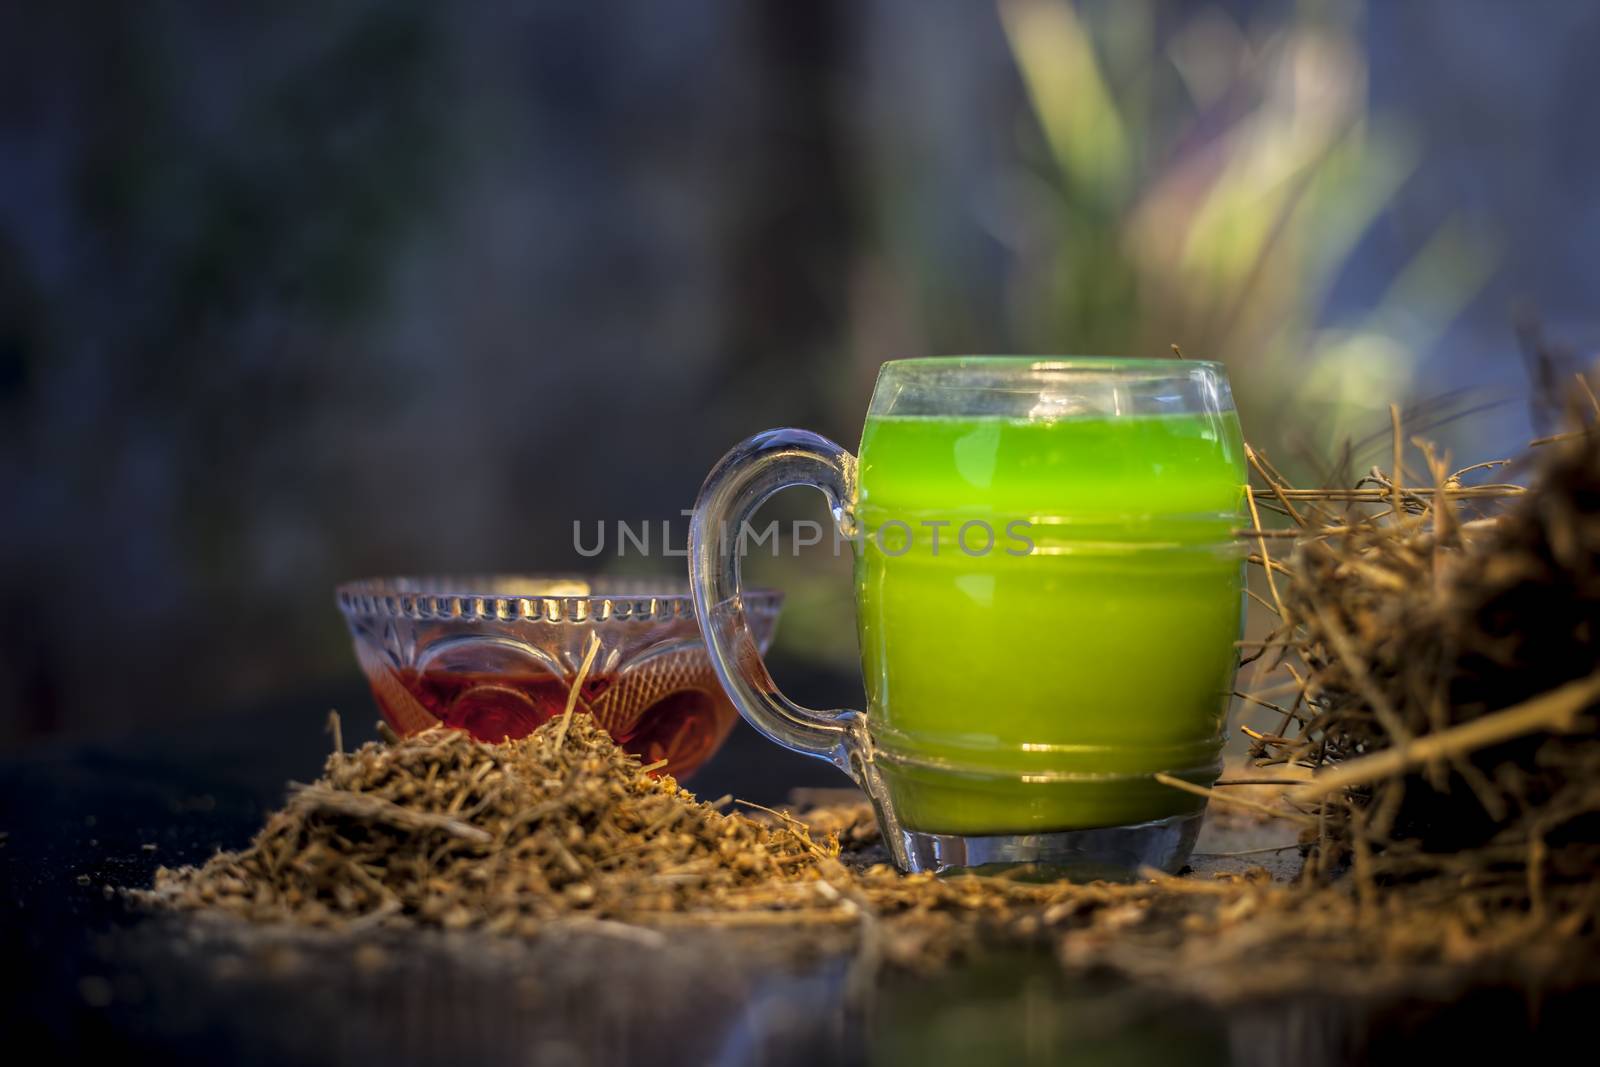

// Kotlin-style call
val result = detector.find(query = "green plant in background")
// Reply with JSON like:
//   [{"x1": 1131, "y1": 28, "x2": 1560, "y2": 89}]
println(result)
[{"x1": 992, "y1": 0, "x2": 1491, "y2": 455}]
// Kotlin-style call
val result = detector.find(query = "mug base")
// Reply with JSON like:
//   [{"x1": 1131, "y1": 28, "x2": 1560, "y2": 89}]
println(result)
[{"x1": 891, "y1": 808, "x2": 1204, "y2": 881}]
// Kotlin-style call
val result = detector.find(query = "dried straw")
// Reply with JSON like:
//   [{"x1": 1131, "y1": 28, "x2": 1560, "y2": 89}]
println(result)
[{"x1": 1204, "y1": 374, "x2": 1600, "y2": 991}]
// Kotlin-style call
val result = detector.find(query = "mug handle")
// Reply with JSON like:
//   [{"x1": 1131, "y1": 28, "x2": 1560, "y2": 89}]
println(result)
[{"x1": 689, "y1": 429, "x2": 863, "y2": 774}]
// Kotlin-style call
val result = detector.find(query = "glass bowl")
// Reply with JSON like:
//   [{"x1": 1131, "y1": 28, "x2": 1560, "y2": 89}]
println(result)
[{"x1": 336, "y1": 576, "x2": 782, "y2": 779}]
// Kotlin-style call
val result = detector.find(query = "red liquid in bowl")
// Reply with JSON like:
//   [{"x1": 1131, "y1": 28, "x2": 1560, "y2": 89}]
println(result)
[{"x1": 368, "y1": 668, "x2": 737, "y2": 779}]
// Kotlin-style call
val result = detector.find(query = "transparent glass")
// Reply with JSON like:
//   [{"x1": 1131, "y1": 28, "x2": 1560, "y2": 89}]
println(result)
[
  {"x1": 337, "y1": 576, "x2": 781, "y2": 779},
  {"x1": 689, "y1": 357, "x2": 1247, "y2": 876}
]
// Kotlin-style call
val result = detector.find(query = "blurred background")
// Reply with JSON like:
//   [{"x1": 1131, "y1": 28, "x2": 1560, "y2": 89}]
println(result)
[{"x1": 2, "y1": 0, "x2": 1597, "y2": 747}]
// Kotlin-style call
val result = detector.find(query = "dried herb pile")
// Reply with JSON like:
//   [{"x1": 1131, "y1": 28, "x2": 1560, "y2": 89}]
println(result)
[{"x1": 142, "y1": 714, "x2": 836, "y2": 932}]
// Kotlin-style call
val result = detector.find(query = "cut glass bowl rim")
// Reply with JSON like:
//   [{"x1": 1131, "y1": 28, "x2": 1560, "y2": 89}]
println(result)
[{"x1": 337, "y1": 574, "x2": 781, "y2": 625}]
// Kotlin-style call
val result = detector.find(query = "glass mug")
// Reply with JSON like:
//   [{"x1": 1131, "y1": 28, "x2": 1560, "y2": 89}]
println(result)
[{"x1": 689, "y1": 357, "x2": 1247, "y2": 876}]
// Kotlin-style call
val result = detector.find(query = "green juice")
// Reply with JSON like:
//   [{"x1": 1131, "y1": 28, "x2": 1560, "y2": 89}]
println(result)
[{"x1": 854, "y1": 411, "x2": 1247, "y2": 834}]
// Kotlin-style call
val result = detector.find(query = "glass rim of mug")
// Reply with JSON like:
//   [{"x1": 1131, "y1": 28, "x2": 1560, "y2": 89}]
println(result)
[
  {"x1": 881, "y1": 355, "x2": 1223, "y2": 372},
  {"x1": 870, "y1": 355, "x2": 1234, "y2": 419}
]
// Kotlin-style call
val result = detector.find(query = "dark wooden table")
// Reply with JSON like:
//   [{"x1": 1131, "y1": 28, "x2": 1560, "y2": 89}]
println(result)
[{"x1": 3, "y1": 683, "x2": 1592, "y2": 1066}]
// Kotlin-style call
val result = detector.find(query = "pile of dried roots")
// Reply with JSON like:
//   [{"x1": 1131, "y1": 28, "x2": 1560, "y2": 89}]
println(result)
[{"x1": 141, "y1": 713, "x2": 839, "y2": 931}]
